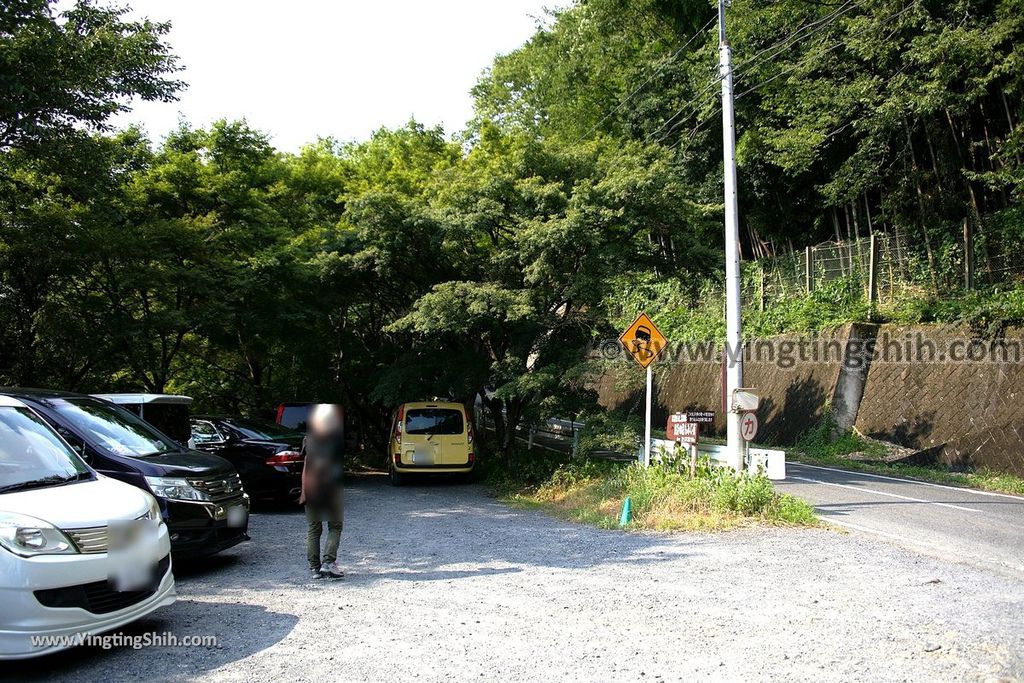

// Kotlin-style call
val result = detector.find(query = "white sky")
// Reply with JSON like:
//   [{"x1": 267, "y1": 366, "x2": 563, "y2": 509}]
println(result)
[{"x1": 100, "y1": 1, "x2": 557, "y2": 151}]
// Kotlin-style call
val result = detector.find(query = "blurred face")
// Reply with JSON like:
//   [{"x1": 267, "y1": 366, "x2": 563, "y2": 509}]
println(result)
[{"x1": 308, "y1": 404, "x2": 342, "y2": 437}]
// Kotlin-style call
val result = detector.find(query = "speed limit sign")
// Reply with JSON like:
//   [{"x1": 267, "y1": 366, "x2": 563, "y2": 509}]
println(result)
[{"x1": 740, "y1": 412, "x2": 758, "y2": 442}]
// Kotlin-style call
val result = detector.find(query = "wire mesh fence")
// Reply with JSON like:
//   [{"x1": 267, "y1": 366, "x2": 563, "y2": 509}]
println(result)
[{"x1": 739, "y1": 226, "x2": 1024, "y2": 311}]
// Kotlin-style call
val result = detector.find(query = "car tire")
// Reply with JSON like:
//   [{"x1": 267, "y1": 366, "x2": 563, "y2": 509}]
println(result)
[{"x1": 388, "y1": 463, "x2": 404, "y2": 487}]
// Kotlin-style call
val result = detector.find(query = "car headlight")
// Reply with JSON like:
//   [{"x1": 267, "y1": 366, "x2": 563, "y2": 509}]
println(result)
[
  {"x1": 0, "y1": 511, "x2": 78, "y2": 557},
  {"x1": 143, "y1": 476, "x2": 212, "y2": 502},
  {"x1": 144, "y1": 494, "x2": 163, "y2": 523}
]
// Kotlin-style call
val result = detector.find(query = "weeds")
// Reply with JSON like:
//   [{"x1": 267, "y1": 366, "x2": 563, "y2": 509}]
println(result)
[{"x1": 483, "y1": 441, "x2": 818, "y2": 531}]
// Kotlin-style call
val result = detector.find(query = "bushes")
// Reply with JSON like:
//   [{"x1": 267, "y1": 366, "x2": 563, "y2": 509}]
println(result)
[
  {"x1": 602, "y1": 459, "x2": 816, "y2": 528},
  {"x1": 477, "y1": 448, "x2": 567, "y2": 493},
  {"x1": 794, "y1": 410, "x2": 886, "y2": 459},
  {"x1": 489, "y1": 446, "x2": 818, "y2": 531}
]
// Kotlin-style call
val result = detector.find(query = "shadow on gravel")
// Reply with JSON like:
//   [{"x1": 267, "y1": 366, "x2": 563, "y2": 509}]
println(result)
[
  {"x1": 3, "y1": 600, "x2": 298, "y2": 683},
  {"x1": 334, "y1": 472, "x2": 695, "y2": 584},
  {"x1": 143, "y1": 471, "x2": 696, "y2": 600}
]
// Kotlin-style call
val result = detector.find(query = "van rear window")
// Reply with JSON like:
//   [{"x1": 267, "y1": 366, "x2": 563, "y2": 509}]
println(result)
[
  {"x1": 405, "y1": 409, "x2": 464, "y2": 435},
  {"x1": 278, "y1": 405, "x2": 312, "y2": 430}
]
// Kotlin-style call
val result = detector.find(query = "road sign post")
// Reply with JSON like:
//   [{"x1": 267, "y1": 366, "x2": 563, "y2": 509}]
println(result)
[
  {"x1": 668, "y1": 413, "x2": 701, "y2": 477},
  {"x1": 644, "y1": 366, "x2": 653, "y2": 466},
  {"x1": 619, "y1": 312, "x2": 668, "y2": 467}
]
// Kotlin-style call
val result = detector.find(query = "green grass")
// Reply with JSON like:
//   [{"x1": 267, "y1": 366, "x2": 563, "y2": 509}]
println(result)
[
  {"x1": 793, "y1": 413, "x2": 1024, "y2": 496},
  {"x1": 480, "y1": 444, "x2": 818, "y2": 531}
]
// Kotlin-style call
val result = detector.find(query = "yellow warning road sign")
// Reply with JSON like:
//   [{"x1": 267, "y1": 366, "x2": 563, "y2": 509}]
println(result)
[{"x1": 618, "y1": 312, "x2": 668, "y2": 369}]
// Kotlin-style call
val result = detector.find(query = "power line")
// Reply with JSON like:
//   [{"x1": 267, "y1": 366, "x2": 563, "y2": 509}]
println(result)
[
  {"x1": 667, "y1": 3, "x2": 918, "y2": 153},
  {"x1": 735, "y1": 2, "x2": 918, "y2": 101},
  {"x1": 646, "y1": 0, "x2": 867, "y2": 148},
  {"x1": 731, "y1": 0, "x2": 860, "y2": 77},
  {"x1": 650, "y1": 84, "x2": 721, "y2": 144},
  {"x1": 573, "y1": 14, "x2": 717, "y2": 144},
  {"x1": 645, "y1": 75, "x2": 720, "y2": 143}
]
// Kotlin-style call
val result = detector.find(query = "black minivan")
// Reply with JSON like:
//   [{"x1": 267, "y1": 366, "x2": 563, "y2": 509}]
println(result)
[{"x1": 1, "y1": 389, "x2": 250, "y2": 559}]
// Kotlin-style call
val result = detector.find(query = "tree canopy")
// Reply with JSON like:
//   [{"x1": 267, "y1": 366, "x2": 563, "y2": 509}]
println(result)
[{"x1": 1, "y1": 0, "x2": 1022, "y2": 454}]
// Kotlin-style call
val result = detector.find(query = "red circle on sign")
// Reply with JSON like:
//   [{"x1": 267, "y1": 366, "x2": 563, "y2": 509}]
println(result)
[{"x1": 740, "y1": 412, "x2": 758, "y2": 442}]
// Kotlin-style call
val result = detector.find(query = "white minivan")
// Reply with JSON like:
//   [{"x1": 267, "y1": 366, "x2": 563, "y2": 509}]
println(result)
[{"x1": 0, "y1": 395, "x2": 176, "y2": 659}]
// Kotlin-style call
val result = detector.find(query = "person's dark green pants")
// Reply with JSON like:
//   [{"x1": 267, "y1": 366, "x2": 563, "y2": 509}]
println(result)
[{"x1": 305, "y1": 487, "x2": 343, "y2": 569}]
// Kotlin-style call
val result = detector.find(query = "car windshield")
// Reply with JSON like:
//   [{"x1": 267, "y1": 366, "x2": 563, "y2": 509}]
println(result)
[
  {"x1": 228, "y1": 418, "x2": 300, "y2": 441},
  {"x1": 0, "y1": 406, "x2": 91, "y2": 492},
  {"x1": 49, "y1": 398, "x2": 178, "y2": 458},
  {"x1": 405, "y1": 408, "x2": 464, "y2": 435}
]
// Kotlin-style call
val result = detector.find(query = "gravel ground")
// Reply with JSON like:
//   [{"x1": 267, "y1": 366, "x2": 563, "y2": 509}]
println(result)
[{"x1": 8, "y1": 473, "x2": 1023, "y2": 682}]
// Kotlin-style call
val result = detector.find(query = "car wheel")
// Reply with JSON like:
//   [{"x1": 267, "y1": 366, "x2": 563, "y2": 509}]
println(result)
[{"x1": 388, "y1": 462, "x2": 404, "y2": 487}]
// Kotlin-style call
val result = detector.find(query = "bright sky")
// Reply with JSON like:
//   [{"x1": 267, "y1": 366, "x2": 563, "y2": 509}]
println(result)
[{"x1": 102, "y1": 1, "x2": 556, "y2": 151}]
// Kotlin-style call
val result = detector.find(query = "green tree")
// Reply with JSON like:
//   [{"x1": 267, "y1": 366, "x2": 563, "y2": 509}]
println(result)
[{"x1": 0, "y1": 0, "x2": 181, "y2": 151}]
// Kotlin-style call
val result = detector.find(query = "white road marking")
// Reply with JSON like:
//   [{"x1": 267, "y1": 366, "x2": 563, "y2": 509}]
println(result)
[
  {"x1": 788, "y1": 475, "x2": 983, "y2": 513},
  {"x1": 792, "y1": 462, "x2": 1022, "y2": 500}
]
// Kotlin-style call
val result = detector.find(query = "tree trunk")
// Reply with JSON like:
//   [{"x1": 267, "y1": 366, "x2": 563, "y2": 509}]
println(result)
[
  {"x1": 483, "y1": 395, "x2": 507, "y2": 458},
  {"x1": 904, "y1": 117, "x2": 938, "y2": 290}
]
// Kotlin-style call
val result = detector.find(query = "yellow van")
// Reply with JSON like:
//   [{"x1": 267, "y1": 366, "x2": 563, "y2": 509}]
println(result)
[{"x1": 387, "y1": 402, "x2": 475, "y2": 485}]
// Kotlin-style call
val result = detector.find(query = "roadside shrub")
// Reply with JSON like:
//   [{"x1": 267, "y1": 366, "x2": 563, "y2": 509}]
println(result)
[
  {"x1": 575, "y1": 412, "x2": 642, "y2": 458},
  {"x1": 480, "y1": 449, "x2": 567, "y2": 492},
  {"x1": 514, "y1": 453, "x2": 817, "y2": 530},
  {"x1": 795, "y1": 409, "x2": 885, "y2": 459}
]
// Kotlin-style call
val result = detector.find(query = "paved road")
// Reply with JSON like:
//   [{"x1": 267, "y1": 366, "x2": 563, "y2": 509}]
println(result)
[
  {"x1": 776, "y1": 461, "x2": 1024, "y2": 577},
  {"x1": 9, "y1": 476, "x2": 1023, "y2": 682},
  {"x1": 517, "y1": 428, "x2": 1024, "y2": 577}
]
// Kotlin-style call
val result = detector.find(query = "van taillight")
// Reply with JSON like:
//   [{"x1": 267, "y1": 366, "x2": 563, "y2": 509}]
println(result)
[
  {"x1": 467, "y1": 420, "x2": 474, "y2": 444},
  {"x1": 266, "y1": 450, "x2": 303, "y2": 466},
  {"x1": 275, "y1": 404, "x2": 285, "y2": 424},
  {"x1": 467, "y1": 452, "x2": 475, "y2": 465},
  {"x1": 394, "y1": 405, "x2": 404, "y2": 444}
]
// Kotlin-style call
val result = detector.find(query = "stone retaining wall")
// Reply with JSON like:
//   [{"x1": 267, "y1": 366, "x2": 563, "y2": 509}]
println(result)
[{"x1": 594, "y1": 324, "x2": 1024, "y2": 475}]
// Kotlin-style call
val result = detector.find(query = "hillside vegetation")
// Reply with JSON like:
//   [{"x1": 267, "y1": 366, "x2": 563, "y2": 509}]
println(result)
[{"x1": 2, "y1": 0, "x2": 1023, "y2": 455}]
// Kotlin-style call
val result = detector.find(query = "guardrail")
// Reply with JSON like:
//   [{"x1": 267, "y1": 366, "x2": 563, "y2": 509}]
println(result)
[
  {"x1": 479, "y1": 411, "x2": 786, "y2": 479},
  {"x1": 649, "y1": 438, "x2": 786, "y2": 480}
]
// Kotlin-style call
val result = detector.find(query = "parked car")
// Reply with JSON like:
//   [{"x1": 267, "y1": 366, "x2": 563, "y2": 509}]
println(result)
[
  {"x1": 0, "y1": 394, "x2": 175, "y2": 659},
  {"x1": 1, "y1": 389, "x2": 250, "y2": 559},
  {"x1": 190, "y1": 416, "x2": 304, "y2": 503},
  {"x1": 92, "y1": 393, "x2": 195, "y2": 448},
  {"x1": 275, "y1": 402, "x2": 314, "y2": 432},
  {"x1": 387, "y1": 401, "x2": 475, "y2": 486}
]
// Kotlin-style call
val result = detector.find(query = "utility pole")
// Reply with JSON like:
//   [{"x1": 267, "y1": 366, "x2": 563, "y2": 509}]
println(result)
[{"x1": 719, "y1": 0, "x2": 744, "y2": 473}]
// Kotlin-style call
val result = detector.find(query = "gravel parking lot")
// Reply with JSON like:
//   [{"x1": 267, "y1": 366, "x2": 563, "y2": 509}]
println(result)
[{"x1": 8, "y1": 474, "x2": 1024, "y2": 682}]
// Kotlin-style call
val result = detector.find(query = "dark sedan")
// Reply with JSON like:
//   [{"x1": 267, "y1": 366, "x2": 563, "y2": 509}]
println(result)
[{"x1": 190, "y1": 416, "x2": 304, "y2": 503}]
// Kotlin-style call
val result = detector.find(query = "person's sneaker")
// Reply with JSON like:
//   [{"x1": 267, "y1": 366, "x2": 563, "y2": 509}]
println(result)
[
  {"x1": 310, "y1": 566, "x2": 324, "y2": 578},
  {"x1": 320, "y1": 561, "x2": 344, "y2": 579}
]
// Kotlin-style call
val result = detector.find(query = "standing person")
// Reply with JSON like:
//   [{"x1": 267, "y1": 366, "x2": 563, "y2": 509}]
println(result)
[{"x1": 299, "y1": 404, "x2": 345, "y2": 579}]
